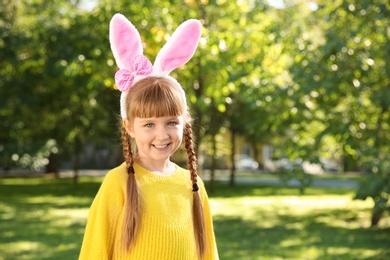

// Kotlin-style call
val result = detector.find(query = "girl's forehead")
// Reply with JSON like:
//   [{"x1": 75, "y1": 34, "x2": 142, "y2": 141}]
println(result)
[
  {"x1": 134, "y1": 115, "x2": 184, "y2": 121},
  {"x1": 131, "y1": 103, "x2": 185, "y2": 118}
]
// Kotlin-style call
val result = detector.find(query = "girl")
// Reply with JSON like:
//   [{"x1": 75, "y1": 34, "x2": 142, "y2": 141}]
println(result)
[{"x1": 79, "y1": 14, "x2": 218, "y2": 259}]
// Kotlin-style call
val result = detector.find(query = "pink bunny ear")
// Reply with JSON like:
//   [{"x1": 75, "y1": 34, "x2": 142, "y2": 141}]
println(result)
[
  {"x1": 154, "y1": 19, "x2": 202, "y2": 75},
  {"x1": 109, "y1": 13, "x2": 143, "y2": 70}
]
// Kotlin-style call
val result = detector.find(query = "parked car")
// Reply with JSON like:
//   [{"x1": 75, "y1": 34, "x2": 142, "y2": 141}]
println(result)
[
  {"x1": 234, "y1": 155, "x2": 259, "y2": 170},
  {"x1": 264, "y1": 157, "x2": 293, "y2": 173},
  {"x1": 265, "y1": 156, "x2": 340, "y2": 174},
  {"x1": 320, "y1": 157, "x2": 339, "y2": 172}
]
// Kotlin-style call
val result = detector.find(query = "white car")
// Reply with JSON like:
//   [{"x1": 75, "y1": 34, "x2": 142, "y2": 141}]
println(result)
[
  {"x1": 320, "y1": 157, "x2": 339, "y2": 172},
  {"x1": 234, "y1": 155, "x2": 259, "y2": 170}
]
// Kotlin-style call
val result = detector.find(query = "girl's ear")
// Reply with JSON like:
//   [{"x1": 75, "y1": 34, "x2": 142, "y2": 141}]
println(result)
[
  {"x1": 123, "y1": 119, "x2": 134, "y2": 138},
  {"x1": 109, "y1": 13, "x2": 143, "y2": 70},
  {"x1": 153, "y1": 19, "x2": 202, "y2": 75}
]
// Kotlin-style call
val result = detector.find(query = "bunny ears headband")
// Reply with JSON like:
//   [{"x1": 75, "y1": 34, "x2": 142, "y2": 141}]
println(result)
[{"x1": 109, "y1": 14, "x2": 202, "y2": 119}]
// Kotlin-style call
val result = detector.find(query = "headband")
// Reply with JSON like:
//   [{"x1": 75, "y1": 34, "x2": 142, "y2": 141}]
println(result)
[{"x1": 109, "y1": 14, "x2": 202, "y2": 119}]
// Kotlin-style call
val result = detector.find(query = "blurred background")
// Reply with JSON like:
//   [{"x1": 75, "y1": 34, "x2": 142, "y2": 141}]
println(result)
[{"x1": 0, "y1": 0, "x2": 389, "y2": 259}]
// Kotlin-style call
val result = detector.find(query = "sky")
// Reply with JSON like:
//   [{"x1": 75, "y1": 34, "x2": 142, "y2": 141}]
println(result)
[{"x1": 267, "y1": 0, "x2": 318, "y2": 11}]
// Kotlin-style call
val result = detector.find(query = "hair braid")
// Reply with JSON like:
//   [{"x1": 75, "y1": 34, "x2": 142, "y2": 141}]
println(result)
[
  {"x1": 184, "y1": 121, "x2": 206, "y2": 258},
  {"x1": 121, "y1": 126, "x2": 141, "y2": 251}
]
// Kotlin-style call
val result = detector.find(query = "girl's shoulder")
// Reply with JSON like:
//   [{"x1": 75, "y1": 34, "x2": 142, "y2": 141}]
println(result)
[
  {"x1": 175, "y1": 164, "x2": 207, "y2": 191},
  {"x1": 89, "y1": 163, "x2": 127, "y2": 207},
  {"x1": 101, "y1": 162, "x2": 128, "y2": 189}
]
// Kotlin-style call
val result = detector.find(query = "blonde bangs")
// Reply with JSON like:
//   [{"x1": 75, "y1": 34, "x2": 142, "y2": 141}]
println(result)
[{"x1": 128, "y1": 77, "x2": 185, "y2": 119}]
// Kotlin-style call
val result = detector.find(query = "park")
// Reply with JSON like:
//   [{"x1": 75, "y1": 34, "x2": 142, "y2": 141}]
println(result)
[
  {"x1": 1, "y1": 0, "x2": 389, "y2": 259},
  {"x1": 0, "y1": 171, "x2": 389, "y2": 259}
]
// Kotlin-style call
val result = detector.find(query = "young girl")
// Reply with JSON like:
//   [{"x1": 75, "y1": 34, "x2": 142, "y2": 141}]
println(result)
[{"x1": 79, "y1": 14, "x2": 218, "y2": 259}]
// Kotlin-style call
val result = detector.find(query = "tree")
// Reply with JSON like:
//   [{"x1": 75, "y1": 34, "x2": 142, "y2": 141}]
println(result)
[
  {"x1": 287, "y1": 0, "x2": 389, "y2": 225},
  {"x1": 0, "y1": 0, "x2": 119, "y2": 177}
]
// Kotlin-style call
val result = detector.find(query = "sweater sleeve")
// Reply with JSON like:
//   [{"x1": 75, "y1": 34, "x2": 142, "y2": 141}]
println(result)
[
  {"x1": 79, "y1": 168, "x2": 126, "y2": 260},
  {"x1": 198, "y1": 178, "x2": 219, "y2": 260}
]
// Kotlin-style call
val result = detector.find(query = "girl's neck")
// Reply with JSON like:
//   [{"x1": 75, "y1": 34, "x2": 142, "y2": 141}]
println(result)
[{"x1": 133, "y1": 156, "x2": 176, "y2": 176}]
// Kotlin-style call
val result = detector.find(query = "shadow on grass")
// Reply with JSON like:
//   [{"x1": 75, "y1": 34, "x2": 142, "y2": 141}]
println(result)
[
  {"x1": 206, "y1": 181, "x2": 356, "y2": 198},
  {"x1": 0, "y1": 177, "x2": 102, "y2": 260},
  {"x1": 0, "y1": 177, "x2": 101, "y2": 199},
  {"x1": 1, "y1": 178, "x2": 389, "y2": 260},
  {"x1": 214, "y1": 205, "x2": 390, "y2": 260},
  {"x1": 214, "y1": 213, "x2": 390, "y2": 260},
  {"x1": 207, "y1": 182, "x2": 389, "y2": 259}
]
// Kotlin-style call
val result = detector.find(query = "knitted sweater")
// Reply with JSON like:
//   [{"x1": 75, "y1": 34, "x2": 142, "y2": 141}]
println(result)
[{"x1": 79, "y1": 162, "x2": 218, "y2": 260}]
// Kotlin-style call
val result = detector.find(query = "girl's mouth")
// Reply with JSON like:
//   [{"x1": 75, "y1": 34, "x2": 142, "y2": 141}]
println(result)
[{"x1": 153, "y1": 144, "x2": 169, "y2": 149}]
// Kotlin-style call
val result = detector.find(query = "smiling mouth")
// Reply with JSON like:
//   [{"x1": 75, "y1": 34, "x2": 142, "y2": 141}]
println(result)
[{"x1": 153, "y1": 144, "x2": 169, "y2": 149}]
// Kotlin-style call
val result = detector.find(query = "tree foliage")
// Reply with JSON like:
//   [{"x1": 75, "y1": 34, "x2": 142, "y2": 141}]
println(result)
[
  {"x1": 287, "y1": 0, "x2": 390, "y2": 225},
  {"x1": 0, "y1": 0, "x2": 118, "y2": 172},
  {"x1": 0, "y1": 0, "x2": 389, "y2": 223}
]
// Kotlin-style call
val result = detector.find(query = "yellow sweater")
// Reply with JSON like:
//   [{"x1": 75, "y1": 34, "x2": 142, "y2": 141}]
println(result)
[{"x1": 79, "y1": 162, "x2": 218, "y2": 259}]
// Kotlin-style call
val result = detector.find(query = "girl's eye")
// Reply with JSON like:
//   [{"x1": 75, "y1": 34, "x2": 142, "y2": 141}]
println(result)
[
  {"x1": 145, "y1": 123, "x2": 154, "y2": 128},
  {"x1": 168, "y1": 122, "x2": 178, "y2": 126}
]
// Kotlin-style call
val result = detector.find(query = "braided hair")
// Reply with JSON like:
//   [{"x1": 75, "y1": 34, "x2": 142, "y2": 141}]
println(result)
[{"x1": 121, "y1": 77, "x2": 206, "y2": 257}]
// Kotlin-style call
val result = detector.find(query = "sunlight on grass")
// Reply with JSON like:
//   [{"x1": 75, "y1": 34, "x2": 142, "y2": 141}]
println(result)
[
  {"x1": 325, "y1": 247, "x2": 378, "y2": 258},
  {"x1": 0, "y1": 177, "x2": 97, "y2": 260},
  {"x1": 0, "y1": 241, "x2": 47, "y2": 258},
  {"x1": 0, "y1": 177, "x2": 65, "y2": 185},
  {"x1": 0, "y1": 202, "x2": 15, "y2": 220},
  {"x1": 279, "y1": 237, "x2": 305, "y2": 247},
  {"x1": 211, "y1": 194, "x2": 390, "y2": 259},
  {"x1": 50, "y1": 208, "x2": 89, "y2": 219},
  {"x1": 23, "y1": 195, "x2": 92, "y2": 209},
  {"x1": 211, "y1": 195, "x2": 378, "y2": 228},
  {"x1": 49, "y1": 208, "x2": 89, "y2": 228},
  {"x1": 1, "y1": 178, "x2": 389, "y2": 260}
]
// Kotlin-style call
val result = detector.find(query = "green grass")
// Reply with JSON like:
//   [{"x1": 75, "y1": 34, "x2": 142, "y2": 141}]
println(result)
[
  {"x1": 233, "y1": 170, "x2": 363, "y2": 181},
  {"x1": 0, "y1": 177, "x2": 389, "y2": 260},
  {"x1": 209, "y1": 183, "x2": 390, "y2": 260}
]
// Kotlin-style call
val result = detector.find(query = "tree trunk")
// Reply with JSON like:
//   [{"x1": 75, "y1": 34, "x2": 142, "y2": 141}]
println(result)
[
  {"x1": 73, "y1": 137, "x2": 81, "y2": 184},
  {"x1": 209, "y1": 133, "x2": 217, "y2": 193},
  {"x1": 252, "y1": 143, "x2": 259, "y2": 168},
  {"x1": 229, "y1": 130, "x2": 236, "y2": 187},
  {"x1": 45, "y1": 152, "x2": 59, "y2": 178}
]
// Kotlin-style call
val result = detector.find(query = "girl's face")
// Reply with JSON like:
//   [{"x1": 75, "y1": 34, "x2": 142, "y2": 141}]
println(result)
[{"x1": 125, "y1": 115, "x2": 184, "y2": 165}]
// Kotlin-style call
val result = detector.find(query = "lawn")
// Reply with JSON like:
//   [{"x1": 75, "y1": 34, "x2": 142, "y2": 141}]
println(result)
[{"x1": 0, "y1": 176, "x2": 389, "y2": 260}]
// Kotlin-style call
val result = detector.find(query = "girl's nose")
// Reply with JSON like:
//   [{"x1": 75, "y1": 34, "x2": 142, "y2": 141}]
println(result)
[{"x1": 156, "y1": 126, "x2": 169, "y2": 139}]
